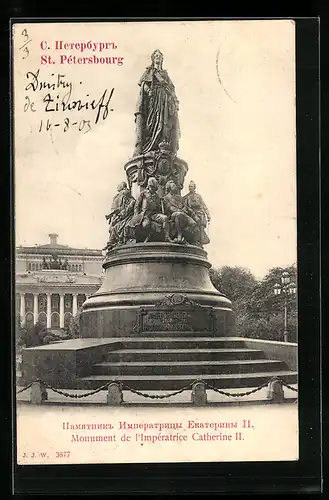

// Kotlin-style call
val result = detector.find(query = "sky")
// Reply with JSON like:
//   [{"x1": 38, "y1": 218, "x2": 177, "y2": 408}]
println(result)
[{"x1": 13, "y1": 20, "x2": 296, "y2": 279}]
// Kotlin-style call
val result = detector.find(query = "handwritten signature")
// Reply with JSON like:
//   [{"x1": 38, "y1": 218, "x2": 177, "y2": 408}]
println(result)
[
  {"x1": 25, "y1": 69, "x2": 73, "y2": 98},
  {"x1": 25, "y1": 69, "x2": 115, "y2": 124}
]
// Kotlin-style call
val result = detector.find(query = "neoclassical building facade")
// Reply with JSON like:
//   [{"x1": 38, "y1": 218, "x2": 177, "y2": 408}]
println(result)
[{"x1": 16, "y1": 233, "x2": 104, "y2": 330}]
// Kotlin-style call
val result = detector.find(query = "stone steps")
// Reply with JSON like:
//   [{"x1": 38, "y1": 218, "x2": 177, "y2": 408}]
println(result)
[
  {"x1": 93, "y1": 359, "x2": 286, "y2": 376},
  {"x1": 105, "y1": 337, "x2": 248, "y2": 350},
  {"x1": 76, "y1": 336, "x2": 297, "y2": 391},
  {"x1": 105, "y1": 348, "x2": 264, "y2": 362},
  {"x1": 78, "y1": 370, "x2": 298, "y2": 391},
  {"x1": 119, "y1": 331, "x2": 235, "y2": 338}
]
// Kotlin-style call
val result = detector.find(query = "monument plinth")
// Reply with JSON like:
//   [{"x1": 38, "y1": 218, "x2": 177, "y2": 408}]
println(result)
[{"x1": 80, "y1": 242, "x2": 233, "y2": 338}]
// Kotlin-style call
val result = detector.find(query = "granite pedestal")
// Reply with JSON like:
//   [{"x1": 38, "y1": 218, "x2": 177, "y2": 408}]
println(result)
[{"x1": 79, "y1": 242, "x2": 234, "y2": 338}]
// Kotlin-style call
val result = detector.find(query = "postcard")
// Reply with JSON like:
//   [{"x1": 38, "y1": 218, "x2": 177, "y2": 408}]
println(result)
[{"x1": 13, "y1": 19, "x2": 298, "y2": 465}]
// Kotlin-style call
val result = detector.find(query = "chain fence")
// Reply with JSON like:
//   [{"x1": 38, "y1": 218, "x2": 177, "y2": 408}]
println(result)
[
  {"x1": 16, "y1": 376, "x2": 298, "y2": 401},
  {"x1": 280, "y1": 381, "x2": 298, "y2": 392},
  {"x1": 16, "y1": 382, "x2": 34, "y2": 394}
]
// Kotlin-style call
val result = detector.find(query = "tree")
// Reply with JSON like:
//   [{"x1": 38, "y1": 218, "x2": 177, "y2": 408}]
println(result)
[
  {"x1": 247, "y1": 264, "x2": 298, "y2": 341},
  {"x1": 249, "y1": 264, "x2": 297, "y2": 314},
  {"x1": 15, "y1": 313, "x2": 26, "y2": 351},
  {"x1": 210, "y1": 264, "x2": 298, "y2": 341},
  {"x1": 17, "y1": 321, "x2": 47, "y2": 348},
  {"x1": 63, "y1": 313, "x2": 80, "y2": 340},
  {"x1": 209, "y1": 265, "x2": 257, "y2": 303},
  {"x1": 210, "y1": 266, "x2": 258, "y2": 336}
]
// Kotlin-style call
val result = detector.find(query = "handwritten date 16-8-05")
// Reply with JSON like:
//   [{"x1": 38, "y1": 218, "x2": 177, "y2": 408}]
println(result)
[{"x1": 39, "y1": 117, "x2": 92, "y2": 134}]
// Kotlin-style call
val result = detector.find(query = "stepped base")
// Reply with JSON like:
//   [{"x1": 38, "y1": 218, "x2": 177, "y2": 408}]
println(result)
[
  {"x1": 92, "y1": 359, "x2": 287, "y2": 376},
  {"x1": 105, "y1": 348, "x2": 265, "y2": 362},
  {"x1": 78, "y1": 371, "x2": 298, "y2": 391},
  {"x1": 21, "y1": 336, "x2": 298, "y2": 393}
]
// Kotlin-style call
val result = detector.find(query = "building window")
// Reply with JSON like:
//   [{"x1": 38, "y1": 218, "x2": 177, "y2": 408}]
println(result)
[
  {"x1": 51, "y1": 294, "x2": 60, "y2": 312},
  {"x1": 51, "y1": 312, "x2": 60, "y2": 328},
  {"x1": 65, "y1": 295, "x2": 72, "y2": 310},
  {"x1": 77, "y1": 294, "x2": 86, "y2": 308},
  {"x1": 25, "y1": 312, "x2": 34, "y2": 330},
  {"x1": 25, "y1": 294, "x2": 33, "y2": 312},
  {"x1": 64, "y1": 313, "x2": 73, "y2": 328},
  {"x1": 38, "y1": 312, "x2": 47, "y2": 327},
  {"x1": 38, "y1": 296, "x2": 46, "y2": 311}
]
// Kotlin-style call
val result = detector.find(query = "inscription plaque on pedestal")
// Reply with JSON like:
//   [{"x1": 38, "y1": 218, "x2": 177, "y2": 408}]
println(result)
[
  {"x1": 134, "y1": 295, "x2": 215, "y2": 334},
  {"x1": 141, "y1": 308, "x2": 213, "y2": 333}
]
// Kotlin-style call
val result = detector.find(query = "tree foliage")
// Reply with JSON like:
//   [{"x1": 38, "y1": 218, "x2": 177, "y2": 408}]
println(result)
[
  {"x1": 17, "y1": 320, "x2": 47, "y2": 348},
  {"x1": 249, "y1": 264, "x2": 297, "y2": 314},
  {"x1": 210, "y1": 263, "x2": 298, "y2": 342},
  {"x1": 16, "y1": 314, "x2": 81, "y2": 348},
  {"x1": 209, "y1": 266, "x2": 257, "y2": 303},
  {"x1": 63, "y1": 313, "x2": 80, "y2": 339}
]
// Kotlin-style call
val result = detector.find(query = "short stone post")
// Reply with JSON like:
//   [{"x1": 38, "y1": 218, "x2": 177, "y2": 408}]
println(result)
[
  {"x1": 107, "y1": 382, "x2": 123, "y2": 405},
  {"x1": 191, "y1": 381, "x2": 207, "y2": 406},
  {"x1": 267, "y1": 377, "x2": 284, "y2": 403},
  {"x1": 41, "y1": 382, "x2": 48, "y2": 401},
  {"x1": 30, "y1": 381, "x2": 48, "y2": 404}
]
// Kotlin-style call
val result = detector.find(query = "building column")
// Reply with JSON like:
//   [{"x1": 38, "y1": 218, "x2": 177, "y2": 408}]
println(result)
[
  {"x1": 46, "y1": 293, "x2": 52, "y2": 329},
  {"x1": 59, "y1": 294, "x2": 65, "y2": 328},
  {"x1": 72, "y1": 293, "x2": 78, "y2": 317},
  {"x1": 20, "y1": 293, "x2": 25, "y2": 326},
  {"x1": 33, "y1": 293, "x2": 38, "y2": 325}
]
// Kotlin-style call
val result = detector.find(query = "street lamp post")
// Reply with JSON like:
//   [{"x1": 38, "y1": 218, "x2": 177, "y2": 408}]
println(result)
[{"x1": 273, "y1": 271, "x2": 297, "y2": 342}]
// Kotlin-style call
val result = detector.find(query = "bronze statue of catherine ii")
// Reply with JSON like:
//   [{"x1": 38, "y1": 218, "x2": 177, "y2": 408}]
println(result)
[{"x1": 133, "y1": 50, "x2": 181, "y2": 157}]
